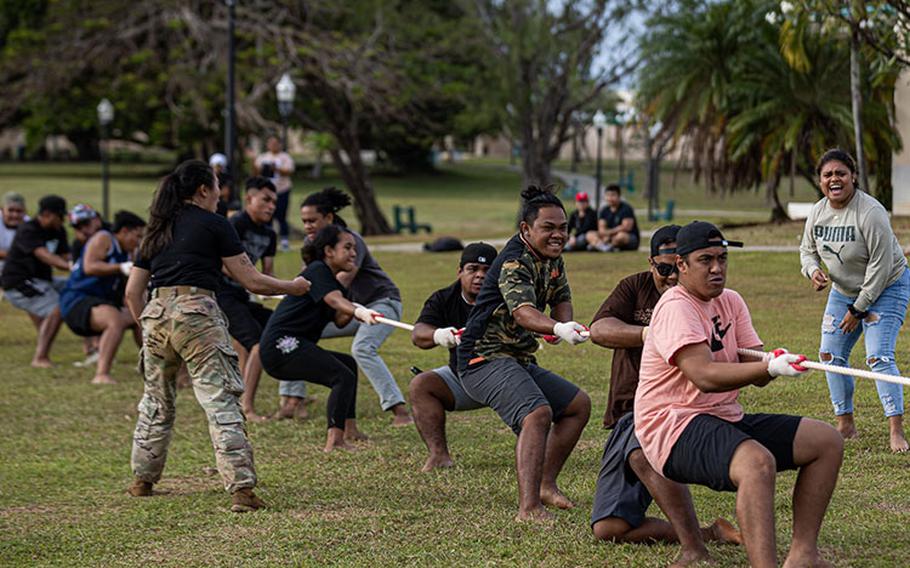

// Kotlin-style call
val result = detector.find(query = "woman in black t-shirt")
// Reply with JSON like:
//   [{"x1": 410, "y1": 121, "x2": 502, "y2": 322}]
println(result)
[
  {"x1": 261, "y1": 225, "x2": 380, "y2": 452},
  {"x1": 124, "y1": 160, "x2": 310, "y2": 513}
]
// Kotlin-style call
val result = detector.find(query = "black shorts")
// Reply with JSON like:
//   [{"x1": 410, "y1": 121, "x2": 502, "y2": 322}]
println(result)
[
  {"x1": 663, "y1": 413, "x2": 802, "y2": 492},
  {"x1": 590, "y1": 413, "x2": 652, "y2": 528},
  {"x1": 63, "y1": 296, "x2": 117, "y2": 337},
  {"x1": 218, "y1": 293, "x2": 273, "y2": 351}
]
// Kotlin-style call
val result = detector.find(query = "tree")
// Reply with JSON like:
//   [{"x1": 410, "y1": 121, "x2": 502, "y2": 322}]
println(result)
[{"x1": 467, "y1": 0, "x2": 639, "y2": 186}]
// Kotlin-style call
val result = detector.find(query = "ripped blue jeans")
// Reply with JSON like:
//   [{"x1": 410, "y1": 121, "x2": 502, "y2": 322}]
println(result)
[{"x1": 819, "y1": 268, "x2": 909, "y2": 417}]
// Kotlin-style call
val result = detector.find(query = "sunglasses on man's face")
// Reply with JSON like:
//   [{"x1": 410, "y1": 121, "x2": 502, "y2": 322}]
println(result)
[{"x1": 653, "y1": 261, "x2": 678, "y2": 277}]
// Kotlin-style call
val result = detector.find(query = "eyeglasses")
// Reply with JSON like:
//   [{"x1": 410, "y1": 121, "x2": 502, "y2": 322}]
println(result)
[{"x1": 653, "y1": 262, "x2": 678, "y2": 277}]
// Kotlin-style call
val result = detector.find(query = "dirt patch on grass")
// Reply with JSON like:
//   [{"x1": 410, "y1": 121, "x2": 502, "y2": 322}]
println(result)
[
  {"x1": 289, "y1": 504, "x2": 383, "y2": 522},
  {"x1": 154, "y1": 474, "x2": 221, "y2": 496},
  {"x1": 872, "y1": 502, "x2": 910, "y2": 514}
]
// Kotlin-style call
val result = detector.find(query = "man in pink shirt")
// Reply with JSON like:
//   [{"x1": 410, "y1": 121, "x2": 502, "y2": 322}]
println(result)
[{"x1": 635, "y1": 221, "x2": 844, "y2": 568}]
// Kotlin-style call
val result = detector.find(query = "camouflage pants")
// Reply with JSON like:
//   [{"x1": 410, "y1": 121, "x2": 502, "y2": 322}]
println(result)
[{"x1": 130, "y1": 290, "x2": 256, "y2": 493}]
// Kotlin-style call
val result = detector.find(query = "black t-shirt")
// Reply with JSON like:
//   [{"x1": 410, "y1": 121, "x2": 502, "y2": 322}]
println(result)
[
  {"x1": 568, "y1": 207, "x2": 597, "y2": 237},
  {"x1": 1, "y1": 219, "x2": 70, "y2": 289},
  {"x1": 416, "y1": 280, "x2": 473, "y2": 371},
  {"x1": 134, "y1": 205, "x2": 244, "y2": 291},
  {"x1": 261, "y1": 261, "x2": 344, "y2": 345},
  {"x1": 218, "y1": 211, "x2": 277, "y2": 300},
  {"x1": 599, "y1": 202, "x2": 639, "y2": 239},
  {"x1": 590, "y1": 271, "x2": 661, "y2": 428}
]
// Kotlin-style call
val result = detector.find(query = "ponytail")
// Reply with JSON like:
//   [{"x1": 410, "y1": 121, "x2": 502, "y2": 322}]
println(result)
[
  {"x1": 301, "y1": 186, "x2": 351, "y2": 228},
  {"x1": 139, "y1": 160, "x2": 215, "y2": 259}
]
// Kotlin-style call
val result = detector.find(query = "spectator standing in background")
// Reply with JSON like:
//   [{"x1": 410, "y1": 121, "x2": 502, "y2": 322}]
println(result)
[{"x1": 254, "y1": 135, "x2": 295, "y2": 251}]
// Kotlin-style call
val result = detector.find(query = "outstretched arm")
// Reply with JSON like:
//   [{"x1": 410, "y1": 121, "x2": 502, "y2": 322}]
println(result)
[{"x1": 223, "y1": 252, "x2": 310, "y2": 296}]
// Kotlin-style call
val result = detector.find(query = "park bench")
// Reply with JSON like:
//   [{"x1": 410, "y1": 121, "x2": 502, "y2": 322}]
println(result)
[
  {"x1": 648, "y1": 200, "x2": 675, "y2": 222},
  {"x1": 393, "y1": 205, "x2": 432, "y2": 234}
]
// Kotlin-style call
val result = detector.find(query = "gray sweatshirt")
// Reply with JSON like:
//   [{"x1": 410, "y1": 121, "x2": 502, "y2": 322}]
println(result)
[{"x1": 799, "y1": 190, "x2": 906, "y2": 312}]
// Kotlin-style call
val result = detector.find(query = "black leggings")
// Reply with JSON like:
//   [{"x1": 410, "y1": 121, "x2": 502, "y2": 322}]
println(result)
[{"x1": 262, "y1": 338, "x2": 357, "y2": 429}]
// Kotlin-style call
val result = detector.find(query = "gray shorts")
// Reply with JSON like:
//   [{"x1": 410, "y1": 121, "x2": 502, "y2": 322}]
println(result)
[
  {"x1": 590, "y1": 413, "x2": 652, "y2": 528},
  {"x1": 459, "y1": 357, "x2": 580, "y2": 434},
  {"x1": 432, "y1": 365, "x2": 484, "y2": 412},
  {"x1": 4, "y1": 277, "x2": 66, "y2": 318}
]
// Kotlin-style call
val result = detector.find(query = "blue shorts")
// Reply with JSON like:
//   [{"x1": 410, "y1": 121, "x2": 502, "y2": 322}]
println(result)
[
  {"x1": 432, "y1": 365, "x2": 484, "y2": 411},
  {"x1": 590, "y1": 413, "x2": 652, "y2": 528}
]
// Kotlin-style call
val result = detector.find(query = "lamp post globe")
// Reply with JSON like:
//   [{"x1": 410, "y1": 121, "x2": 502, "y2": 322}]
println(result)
[
  {"x1": 276, "y1": 73, "x2": 296, "y2": 149},
  {"x1": 97, "y1": 98, "x2": 114, "y2": 220},
  {"x1": 592, "y1": 110, "x2": 607, "y2": 212}
]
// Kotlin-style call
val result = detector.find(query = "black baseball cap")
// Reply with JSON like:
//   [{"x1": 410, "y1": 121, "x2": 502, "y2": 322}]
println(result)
[
  {"x1": 650, "y1": 224, "x2": 681, "y2": 257},
  {"x1": 676, "y1": 221, "x2": 743, "y2": 256},
  {"x1": 461, "y1": 242, "x2": 497, "y2": 267}
]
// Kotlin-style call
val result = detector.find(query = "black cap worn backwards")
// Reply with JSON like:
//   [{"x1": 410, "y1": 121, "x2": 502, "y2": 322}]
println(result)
[
  {"x1": 650, "y1": 224, "x2": 681, "y2": 257},
  {"x1": 461, "y1": 242, "x2": 498, "y2": 267},
  {"x1": 675, "y1": 221, "x2": 743, "y2": 256}
]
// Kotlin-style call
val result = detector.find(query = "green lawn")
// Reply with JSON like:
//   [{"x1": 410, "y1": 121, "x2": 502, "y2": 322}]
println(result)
[{"x1": 2, "y1": 162, "x2": 910, "y2": 566}]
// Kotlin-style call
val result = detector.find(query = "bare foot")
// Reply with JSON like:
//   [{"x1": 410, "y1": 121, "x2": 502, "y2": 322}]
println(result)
[
  {"x1": 703, "y1": 518, "x2": 742, "y2": 545},
  {"x1": 344, "y1": 429, "x2": 369, "y2": 442},
  {"x1": 890, "y1": 433, "x2": 909, "y2": 453},
  {"x1": 390, "y1": 405, "x2": 414, "y2": 426},
  {"x1": 835, "y1": 415, "x2": 857, "y2": 440},
  {"x1": 540, "y1": 485, "x2": 575, "y2": 510},
  {"x1": 670, "y1": 549, "x2": 714, "y2": 568},
  {"x1": 303, "y1": 395, "x2": 318, "y2": 406},
  {"x1": 294, "y1": 403, "x2": 309, "y2": 420},
  {"x1": 421, "y1": 454, "x2": 454, "y2": 472},
  {"x1": 243, "y1": 410, "x2": 270, "y2": 423},
  {"x1": 31, "y1": 358, "x2": 53, "y2": 368},
  {"x1": 514, "y1": 506, "x2": 555, "y2": 523},
  {"x1": 782, "y1": 550, "x2": 832, "y2": 568},
  {"x1": 323, "y1": 440, "x2": 357, "y2": 453},
  {"x1": 90, "y1": 374, "x2": 117, "y2": 385}
]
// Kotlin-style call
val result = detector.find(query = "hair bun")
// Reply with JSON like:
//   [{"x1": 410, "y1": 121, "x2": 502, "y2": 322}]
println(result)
[{"x1": 521, "y1": 184, "x2": 555, "y2": 202}]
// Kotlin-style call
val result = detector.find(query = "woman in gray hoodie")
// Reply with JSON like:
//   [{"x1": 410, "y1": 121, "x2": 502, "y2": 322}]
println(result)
[{"x1": 799, "y1": 148, "x2": 909, "y2": 453}]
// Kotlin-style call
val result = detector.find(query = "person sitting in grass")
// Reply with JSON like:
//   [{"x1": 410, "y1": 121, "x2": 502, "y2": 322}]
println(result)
[
  {"x1": 1, "y1": 195, "x2": 70, "y2": 368},
  {"x1": 588, "y1": 224, "x2": 742, "y2": 565},
  {"x1": 260, "y1": 224, "x2": 372, "y2": 451},
  {"x1": 563, "y1": 192, "x2": 597, "y2": 252},
  {"x1": 409, "y1": 242, "x2": 497, "y2": 472},
  {"x1": 586, "y1": 184, "x2": 639, "y2": 252},
  {"x1": 635, "y1": 220, "x2": 844, "y2": 568},
  {"x1": 0, "y1": 191, "x2": 28, "y2": 275},
  {"x1": 457, "y1": 184, "x2": 591, "y2": 522},
  {"x1": 59, "y1": 210, "x2": 145, "y2": 385}
]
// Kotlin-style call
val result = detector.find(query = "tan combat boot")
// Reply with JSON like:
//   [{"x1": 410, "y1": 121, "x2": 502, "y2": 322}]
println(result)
[
  {"x1": 127, "y1": 479, "x2": 154, "y2": 497},
  {"x1": 231, "y1": 488, "x2": 266, "y2": 513}
]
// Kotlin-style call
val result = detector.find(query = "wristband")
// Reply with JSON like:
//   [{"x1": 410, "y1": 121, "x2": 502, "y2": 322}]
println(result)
[{"x1": 847, "y1": 304, "x2": 868, "y2": 319}]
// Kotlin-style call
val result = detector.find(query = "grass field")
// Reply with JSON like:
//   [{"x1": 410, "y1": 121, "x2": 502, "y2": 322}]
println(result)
[{"x1": 2, "y1": 163, "x2": 910, "y2": 566}]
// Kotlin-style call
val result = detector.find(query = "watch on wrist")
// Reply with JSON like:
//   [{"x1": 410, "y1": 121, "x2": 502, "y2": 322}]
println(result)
[{"x1": 847, "y1": 304, "x2": 868, "y2": 319}]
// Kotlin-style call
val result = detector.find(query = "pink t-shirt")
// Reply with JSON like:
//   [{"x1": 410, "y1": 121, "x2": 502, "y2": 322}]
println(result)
[{"x1": 634, "y1": 285, "x2": 762, "y2": 475}]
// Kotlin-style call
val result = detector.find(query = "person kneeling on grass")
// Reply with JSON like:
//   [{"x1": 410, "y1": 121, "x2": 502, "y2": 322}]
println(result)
[
  {"x1": 635, "y1": 221, "x2": 844, "y2": 568},
  {"x1": 259, "y1": 225, "x2": 372, "y2": 452},
  {"x1": 588, "y1": 224, "x2": 741, "y2": 566},
  {"x1": 409, "y1": 242, "x2": 497, "y2": 471},
  {"x1": 60, "y1": 211, "x2": 145, "y2": 385},
  {"x1": 457, "y1": 184, "x2": 591, "y2": 522}
]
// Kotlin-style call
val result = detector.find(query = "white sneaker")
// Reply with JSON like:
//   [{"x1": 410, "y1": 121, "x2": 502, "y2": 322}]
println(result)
[
  {"x1": 73, "y1": 351, "x2": 100, "y2": 368},
  {"x1": 280, "y1": 239, "x2": 290, "y2": 252}
]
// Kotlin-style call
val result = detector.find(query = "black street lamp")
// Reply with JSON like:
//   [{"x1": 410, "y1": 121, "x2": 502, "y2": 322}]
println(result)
[
  {"x1": 225, "y1": 0, "x2": 236, "y2": 176},
  {"x1": 592, "y1": 109, "x2": 607, "y2": 213},
  {"x1": 276, "y1": 73, "x2": 296, "y2": 150},
  {"x1": 97, "y1": 98, "x2": 114, "y2": 220}
]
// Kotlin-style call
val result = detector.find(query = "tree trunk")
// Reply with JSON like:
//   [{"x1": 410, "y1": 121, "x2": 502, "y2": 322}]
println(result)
[
  {"x1": 328, "y1": 148, "x2": 393, "y2": 235},
  {"x1": 876, "y1": 144, "x2": 893, "y2": 210},
  {"x1": 767, "y1": 171, "x2": 788, "y2": 223},
  {"x1": 789, "y1": 145, "x2": 797, "y2": 198},
  {"x1": 850, "y1": 28, "x2": 871, "y2": 191},
  {"x1": 520, "y1": 136, "x2": 553, "y2": 187}
]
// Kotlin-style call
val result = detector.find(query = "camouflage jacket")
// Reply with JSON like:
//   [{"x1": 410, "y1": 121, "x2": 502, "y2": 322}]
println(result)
[{"x1": 458, "y1": 234, "x2": 571, "y2": 371}]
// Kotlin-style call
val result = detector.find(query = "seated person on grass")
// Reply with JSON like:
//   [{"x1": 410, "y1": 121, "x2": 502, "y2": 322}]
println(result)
[
  {"x1": 409, "y1": 242, "x2": 497, "y2": 472},
  {"x1": 0, "y1": 195, "x2": 70, "y2": 368},
  {"x1": 586, "y1": 184, "x2": 639, "y2": 252},
  {"x1": 59, "y1": 210, "x2": 145, "y2": 384},
  {"x1": 0, "y1": 192, "x2": 28, "y2": 275},
  {"x1": 588, "y1": 224, "x2": 741, "y2": 566},
  {"x1": 635, "y1": 221, "x2": 844, "y2": 568},
  {"x1": 563, "y1": 192, "x2": 598, "y2": 252}
]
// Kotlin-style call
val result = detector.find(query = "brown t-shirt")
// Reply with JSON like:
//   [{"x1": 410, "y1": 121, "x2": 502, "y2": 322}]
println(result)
[{"x1": 591, "y1": 270, "x2": 661, "y2": 428}]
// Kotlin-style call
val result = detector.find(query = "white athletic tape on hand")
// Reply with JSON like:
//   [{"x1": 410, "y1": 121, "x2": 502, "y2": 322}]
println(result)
[{"x1": 736, "y1": 348, "x2": 910, "y2": 387}]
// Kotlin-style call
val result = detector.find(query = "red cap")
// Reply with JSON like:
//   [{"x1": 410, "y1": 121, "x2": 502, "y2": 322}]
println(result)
[{"x1": 575, "y1": 192, "x2": 589, "y2": 202}]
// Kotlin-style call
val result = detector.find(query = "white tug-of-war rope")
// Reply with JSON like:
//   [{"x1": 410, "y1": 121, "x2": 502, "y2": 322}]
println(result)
[{"x1": 737, "y1": 348, "x2": 910, "y2": 387}]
